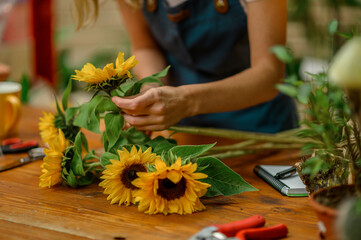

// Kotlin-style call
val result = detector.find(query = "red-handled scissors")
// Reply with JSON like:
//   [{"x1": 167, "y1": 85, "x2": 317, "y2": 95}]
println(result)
[
  {"x1": 1, "y1": 138, "x2": 38, "y2": 154},
  {"x1": 189, "y1": 215, "x2": 288, "y2": 240}
]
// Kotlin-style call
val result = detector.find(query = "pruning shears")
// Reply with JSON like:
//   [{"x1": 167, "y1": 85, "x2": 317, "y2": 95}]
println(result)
[
  {"x1": 189, "y1": 215, "x2": 288, "y2": 240},
  {"x1": 1, "y1": 138, "x2": 38, "y2": 154}
]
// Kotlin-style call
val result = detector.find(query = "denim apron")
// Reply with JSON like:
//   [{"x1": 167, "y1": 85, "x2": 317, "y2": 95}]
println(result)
[{"x1": 142, "y1": 0, "x2": 298, "y2": 133}]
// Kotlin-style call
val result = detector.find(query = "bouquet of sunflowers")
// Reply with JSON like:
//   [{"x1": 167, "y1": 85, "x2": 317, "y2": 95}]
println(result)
[{"x1": 38, "y1": 52, "x2": 256, "y2": 215}]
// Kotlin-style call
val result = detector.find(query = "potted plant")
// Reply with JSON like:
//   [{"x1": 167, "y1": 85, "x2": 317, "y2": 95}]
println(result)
[{"x1": 273, "y1": 31, "x2": 361, "y2": 239}]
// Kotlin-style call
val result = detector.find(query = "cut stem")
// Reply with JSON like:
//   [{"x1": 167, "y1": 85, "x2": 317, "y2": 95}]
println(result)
[{"x1": 169, "y1": 126, "x2": 316, "y2": 144}]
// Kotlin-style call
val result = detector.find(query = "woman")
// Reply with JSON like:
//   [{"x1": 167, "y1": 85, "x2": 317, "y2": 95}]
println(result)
[{"x1": 76, "y1": 0, "x2": 298, "y2": 133}]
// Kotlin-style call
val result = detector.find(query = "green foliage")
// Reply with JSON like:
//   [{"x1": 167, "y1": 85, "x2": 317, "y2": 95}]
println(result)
[
  {"x1": 100, "y1": 152, "x2": 119, "y2": 167},
  {"x1": 145, "y1": 136, "x2": 177, "y2": 155},
  {"x1": 168, "y1": 143, "x2": 216, "y2": 164},
  {"x1": 20, "y1": 74, "x2": 30, "y2": 103},
  {"x1": 196, "y1": 156, "x2": 257, "y2": 197}
]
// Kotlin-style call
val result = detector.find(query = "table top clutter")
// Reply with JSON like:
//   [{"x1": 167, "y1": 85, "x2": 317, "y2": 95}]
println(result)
[{"x1": 0, "y1": 105, "x2": 318, "y2": 240}]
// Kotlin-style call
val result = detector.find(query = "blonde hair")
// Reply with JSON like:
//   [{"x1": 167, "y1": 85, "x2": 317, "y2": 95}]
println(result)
[{"x1": 73, "y1": 0, "x2": 142, "y2": 29}]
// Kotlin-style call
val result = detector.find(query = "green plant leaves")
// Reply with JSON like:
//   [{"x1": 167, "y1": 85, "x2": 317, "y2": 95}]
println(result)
[
  {"x1": 276, "y1": 84, "x2": 298, "y2": 97},
  {"x1": 104, "y1": 112, "x2": 124, "y2": 150},
  {"x1": 145, "y1": 136, "x2": 177, "y2": 155},
  {"x1": 73, "y1": 95, "x2": 112, "y2": 133},
  {"x1": 328, "y1": 19, "x2": 339, "y2": 35},
  {"x1": 169, "y1": 143, "x2": 216, "y2": 162},
  {"x1": 62, "y1": 79, "x2": 72, "y2": 111},
  {"x1": 196, "y1": 156, "x2": 257, "y2": 197},
  {"x1": 100, "y1": 152, "x2": 119, "y2": 167},
  {"x1": 270, "y1": 45, "x2": 293, "y2": 63}
]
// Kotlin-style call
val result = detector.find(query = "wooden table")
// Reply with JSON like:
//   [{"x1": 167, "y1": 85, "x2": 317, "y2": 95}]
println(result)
[{"x1": 0, "y1": 106, "x2": 318, "y2": 240}]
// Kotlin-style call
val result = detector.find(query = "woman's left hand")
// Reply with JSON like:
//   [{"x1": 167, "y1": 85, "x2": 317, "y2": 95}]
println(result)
[{"x1": 112, "y1": 86, "x2": 192, "y2": 131}]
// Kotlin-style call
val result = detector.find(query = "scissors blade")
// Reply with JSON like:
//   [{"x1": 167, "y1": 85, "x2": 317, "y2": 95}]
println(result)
[
  {"x1": 0, "y1": 148, "x2": 45, "y2": 172},
  {"x1": 0, "y1": 156, "x2": 31, "y2": 172}
]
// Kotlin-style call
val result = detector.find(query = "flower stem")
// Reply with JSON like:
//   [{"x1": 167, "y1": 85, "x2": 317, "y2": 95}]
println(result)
[
  {"x1": 84, "y1": 162, "x2": 103, "y2": 174},
  {"x1": 169, "y1": 126, "x2": 316, "y2": 144},
  {"x1": 205, "y1": 149, "x2": 258, "y2": 160}
]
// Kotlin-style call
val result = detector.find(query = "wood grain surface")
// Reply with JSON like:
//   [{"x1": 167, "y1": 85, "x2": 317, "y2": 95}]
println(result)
[{"x1": 0, "y1": 106, "x2": 318, "y2": 240}]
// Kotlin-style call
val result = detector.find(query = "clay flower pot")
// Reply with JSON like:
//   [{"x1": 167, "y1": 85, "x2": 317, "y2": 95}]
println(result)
[
  {"x1": 309, "y1": 185, "x2": 355, "y2": 240},
  {"x1": 309, "y1": 189, "x2": 338, "y2": 239}
]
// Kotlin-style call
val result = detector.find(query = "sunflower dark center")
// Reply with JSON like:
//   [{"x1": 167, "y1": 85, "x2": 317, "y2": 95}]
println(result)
[
  {"x1": 120, "y1": 163, "x2": 146, "y2": 190},
  {"x1": 157, "y1": 177, "x2": 186, "y2": 200}
]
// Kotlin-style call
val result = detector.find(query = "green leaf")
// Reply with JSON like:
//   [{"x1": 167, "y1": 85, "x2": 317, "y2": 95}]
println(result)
[
  {"x1": 98, "y1": 97, "x2": 119, "y2": 112},
  {"x1": 113, "y1": 79, "x2": 137, "y2": 97},
  {"x1": 124, "y1": 127, "x2": 150, "y2": 144},
  {"x1": 70, "y1": 151, "x2": 85, "y2": 176},
  {"x1": 169, "y1": 143, "x2": 216, "y2": 161},
  {"x1": 104, "y1": 112, "x2": 124, "y2": 149},
  {"x1": 65, "y1": 106, "x2": 80, "y2": 125},
  {"x1": 67, "y1": 169, "x2": 77, "y2": 188},
  {"x1": 328, "y1": 19, "x2": 338, "y2": 35},
  {"x1": 74, "y1": 131, "x2": 83, "y2": 154},
  {"x1": 62, "y1": 79, "x2": 72, "y2": 111},
  {"x1": 276, "y1": 84, "x2": 298, "y2": 97},
  {"x1": 146, "y1": 136, "x2": 177, "y2": 155},
  {"x1": 270, "y1": 45, "x2": 293, "y2": 63},
  {"x1": 73, "y1": 95, "x2": 104, "y2": 133},
  {"x1": 77, "y1": 172, "x2": 94, "y2": 186},
  {"x1": 297, "y1": 83, "x2": 312, "y2": 104},
  {"x1": 102, "y1": 132, "x2": 109, "y2": 152},
  {"x1": 100, "y1": 152, "x2": 119, "y2": 167},
  {"x1": 336, "y1": 32, "x2": 353, "y2": 39},
  {"x1": 196, "y1": 156, "x2": 257, "y2": 197},
  {"x1": 80, "y1": 132, "x2": 89, "y2": 153},
  {"x1": 151, "y1": 65, "x2": 170, "y2": 79},
  {"x1": 54, "y1": 96, "x2": 65, "y2": 118}
]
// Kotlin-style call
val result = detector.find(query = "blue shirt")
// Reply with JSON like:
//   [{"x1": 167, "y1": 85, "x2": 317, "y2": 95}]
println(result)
[{"x1": 142, "y1": 0, "x2": 298, "y2": 133}]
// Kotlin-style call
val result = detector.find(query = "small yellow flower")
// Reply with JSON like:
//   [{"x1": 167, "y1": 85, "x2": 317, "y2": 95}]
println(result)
[
  {"x1": 99, "y1": 146, "x2": 160, "y2": 206},
  {"x1": 38, "y1": 112, "x2": 58, "y2": 144},
  {"x1": 72, "y1": 51, "x2": 138, "y2": 84},
  {"x1": 39, "y1": 129, "x2": 70, "y2": 188},
  {"x1": 132, "y1": 158, "x2": 211, "y2": 215}
]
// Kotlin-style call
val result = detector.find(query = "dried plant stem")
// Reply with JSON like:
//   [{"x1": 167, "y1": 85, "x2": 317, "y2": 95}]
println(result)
[
  {"x1": 205, "y1": 149, "x2": 258, "y2": 160},
  {"x1": 169, "y1": 126, "x2": 315, "y2": 144},
  {"x1": 207, "y1": 140, "x2": 256, "y2": 153}
]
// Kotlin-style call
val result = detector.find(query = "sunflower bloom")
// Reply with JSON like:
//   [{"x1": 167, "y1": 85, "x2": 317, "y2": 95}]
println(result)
[
  {"x1": 38, "y1": 112, "x2": 58, "y2": 144},
  {"x1": 39, "y1": 129, "x2": 70, "y2": 188},
  {"x1": 132, "y1": 158, "x2": 211, "y2": 215},
  {"x1": 72, "y1": 52, "x2": 138, "y2": 84},
  {"x1": 99, "y1": 146, "x2": 160, "y2": 206},
  {"x1": 115, "y1": 52, "x2": 138, "y2": 78}
]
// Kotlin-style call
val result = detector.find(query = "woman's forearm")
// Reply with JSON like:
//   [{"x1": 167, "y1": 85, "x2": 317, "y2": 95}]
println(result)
[
  {"x1": 180, "y1": 58, "x2": 285, "y2": 117},
  {"x1": 132, "y1": 47, "x2": 168, "y2": 83}
]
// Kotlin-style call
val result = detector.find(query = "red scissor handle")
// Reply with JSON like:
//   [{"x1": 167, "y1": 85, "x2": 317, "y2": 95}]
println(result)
[
  {"x1": 235, "y1": 224, "x2": 288, "y2": 240},
  {"x1": 9, "y1": 141, "x2": 38, "y2": 150},
  {"x1": 2, "y1": 138, "x2": 21, "y2": 146},
  {"x1": 213, "y1": 215, "x2": 266, "y2": 237}
]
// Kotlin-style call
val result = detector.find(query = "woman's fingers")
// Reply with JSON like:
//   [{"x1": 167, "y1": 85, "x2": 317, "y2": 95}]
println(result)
[
  {"x1": 112, "y1": 88, "x2": 159, "y2": 111},
  {"x1": 123, "y1": 113, "x2": 164, "y2": 127}
]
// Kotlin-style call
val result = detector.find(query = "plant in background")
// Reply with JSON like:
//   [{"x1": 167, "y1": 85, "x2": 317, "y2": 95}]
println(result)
[{"x1": 272, "y1": 22, "x2": 361, "y2": 200}]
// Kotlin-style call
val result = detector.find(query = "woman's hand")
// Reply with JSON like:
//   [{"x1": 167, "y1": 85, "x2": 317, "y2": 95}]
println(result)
[{"x1": 112, "y1": 86, "x2": 192, "y2": 131}]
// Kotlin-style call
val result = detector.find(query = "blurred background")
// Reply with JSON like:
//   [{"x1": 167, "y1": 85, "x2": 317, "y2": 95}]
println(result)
[{"x1": 0, "y1": 0, "x2": 360, "y2": 109}]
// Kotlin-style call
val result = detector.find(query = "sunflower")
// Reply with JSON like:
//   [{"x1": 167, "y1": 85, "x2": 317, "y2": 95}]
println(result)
[
  {"x1": 39, "y1": 129, "x2": 70, "y2": 188},
  {"x1": 132, "y1": 157, "x2": 211, "y2": 215},
  {"x1": 38, "y1": 111, "x2": 58, "y2": 144},
  {"x1": 99, "y1": 146, "x2": 160, "y2": 206},
  {"x1": 72, "y1": 51, "x2": 138, "y2": 85}
]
